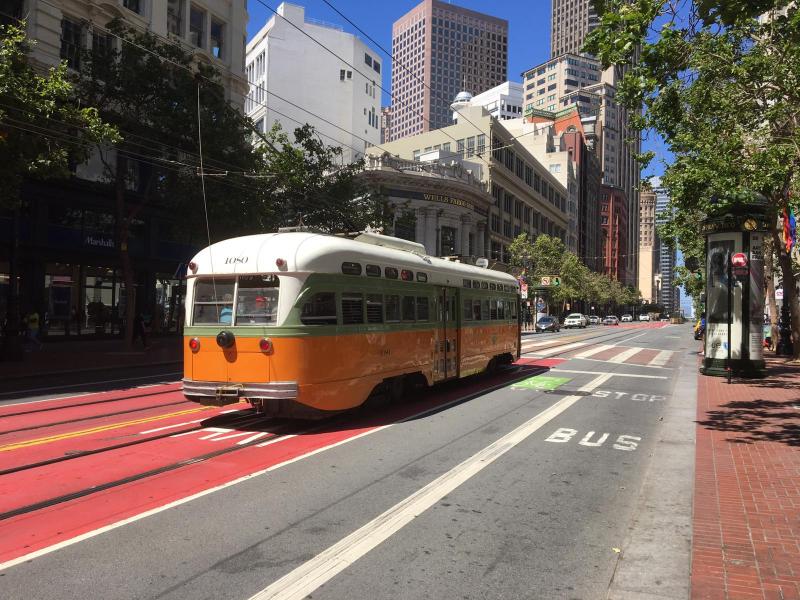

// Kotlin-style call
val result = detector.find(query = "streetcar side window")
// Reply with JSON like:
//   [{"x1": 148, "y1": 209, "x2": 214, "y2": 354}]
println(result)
[
  {"x1": 365, "y1": 264, "x2": 381, "y2": 277},
  {"x1": 416, "y1": 297, "x2": 430, "y2": 321},
  {"x1": 192, "y1": 278, "x2": 235, "y2": 325},
  {"x1": 463, "y1": 297, "x2": 473, "y2": 321},
  {"x1": 366, "y1": 294, "x2": 384, "y2": 324},
  {"x1": 385, "y1": 295, "x2": 401, "y2": 322},
  {"x1": 497, "y1": 299, "x2": 505, "y2": 320},
  {"x1": 342, "y1": 262, "x2": 362, "y2": 276},
  {"x1": 481, "y1": 299, "x2": 490, "y2": 320},
  {"x1": 463, "y1": 279, "x2": 472, "y2": 289},
  {"x1": 473, "y1": 299, "x2": 482, "y2": 321},
  {"x1": 490, "y1": 299, "x2": 498, "y2": 320},
  {"x1": 385, "y1": 267, "x2": 398, "y2": 279},
  {"x1": 416, "y1": 272, "x2": 428, "y2": 283},
  {"x1": 300, "y1": 292, "x2": 337, "y2": 325},
  {"x1": 511, "y1": 300, "x2": 518, "y2": 319},
  {"x1": 235, "y1": 275, "x2": 279, "y2": 325},
  {"x1": 401, "y1": 296, "x2": 416, "y2": 321},
  {"x1": 342, "y1": 293, "x2": 364, "y2": 324}
]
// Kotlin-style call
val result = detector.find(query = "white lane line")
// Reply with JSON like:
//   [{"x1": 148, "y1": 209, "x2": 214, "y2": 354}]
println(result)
[
  {"x1": 527, "y1": 341, "x2": 587, "y2": 357},
  {"x1": 573, "y1": 344, "x2": 615, "y2": 359},
  {"x1": 247, "y1": 372, "x2": 614, "y2": 600},
  {"x1": 520, "y1": 338, "x2": 568, "y2": 349},
  {"x1": 0, "y1": 372, "x2": 535, "y2": 572},
  {"x1": 576, "y1": 357, "x2": 673, "y2": 370},
  {"x1": 553, "y1": 369, "x2": 668, "y2": 379},
  {"x1": 607, "y1": 346, "x2": 644, "y2": 364},
  {"x1": 648, "y1": 350, "x2": 673, "y2": 367}
]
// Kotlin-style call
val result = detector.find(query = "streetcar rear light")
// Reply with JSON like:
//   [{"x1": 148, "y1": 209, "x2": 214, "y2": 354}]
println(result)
[
  {"x1": 189, "y1": 337, "x2": 200, "y2": 352},
  {"x1": 259, "y1": 338, "x2": 273, "y2": 354},
  {"x1": 188, "y1": 261, "x2": 198, "y2": 274},
  {"x1": 275, "y1": 258, "x2": 286, "y2": 269}
]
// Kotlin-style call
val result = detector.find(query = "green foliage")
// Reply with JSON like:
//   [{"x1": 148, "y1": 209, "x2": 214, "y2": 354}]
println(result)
[
  {"x1": 0, "y1": 22, "x2": 117, "y2": 207},
  {"x1": 253, "y1": 123, "x2": 390, "y2": 233}
]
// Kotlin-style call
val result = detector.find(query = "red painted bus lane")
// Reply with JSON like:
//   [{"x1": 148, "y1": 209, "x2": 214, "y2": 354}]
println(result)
[
  {"x1": 0, "y1": 364, "x2": 554, "y2": 567},
  {"x1": 0, "y1": 403, "x2": 249, "y2": 473}
]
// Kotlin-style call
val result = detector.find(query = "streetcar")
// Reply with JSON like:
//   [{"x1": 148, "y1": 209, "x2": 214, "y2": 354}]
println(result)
[{"x1": 182, "y1": 230, "x2": 521, "y2": 418}]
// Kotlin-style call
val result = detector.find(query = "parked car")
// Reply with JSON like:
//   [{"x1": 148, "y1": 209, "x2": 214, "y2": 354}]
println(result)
[
  {"x1": 563, "y1": 313, "x2": 588, "y2": 328},
  {"x1": 535, "y1": 315, "x2": 560, "y2": 333},
  {"x1": 620, "y1": 314, "x2": 633, "y2": 322},
  {"x1": 588, "y1": 315, "x2": 601, "y2": 325},
  {"x1": 639, "y1": 314, "x2": 651, "y2": 322},
  {"x1": 603, "y1": 315, "x2": 620, "y2": 326},
  {"x1": 660, "y1": 317, "x2": 670, "y2": 322}
]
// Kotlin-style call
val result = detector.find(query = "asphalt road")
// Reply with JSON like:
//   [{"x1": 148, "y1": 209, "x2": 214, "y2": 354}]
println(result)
[{"x1": 0, "y1": 324, "x2": 697, "y2": 600}]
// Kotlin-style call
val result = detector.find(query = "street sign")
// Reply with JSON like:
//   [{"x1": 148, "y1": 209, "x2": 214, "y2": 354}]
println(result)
[
  {"x1": 731, "y1": 252, "x2": 748, "y2": 267},
  {"x1": 540, "y1": 276, "x2": 561, "y2": 287}
]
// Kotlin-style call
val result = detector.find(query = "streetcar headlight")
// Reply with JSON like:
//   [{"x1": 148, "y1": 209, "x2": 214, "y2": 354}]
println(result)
[
  {"x1": 259, "y1": 338, "x2": 273, "y2": 354},
  {"x1": 189, "y1": 337, "x2": 201, "y2": 352}
]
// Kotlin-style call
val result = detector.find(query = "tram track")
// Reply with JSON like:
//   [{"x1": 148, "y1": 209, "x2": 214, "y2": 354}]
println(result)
[
  {"x1": 0, "y1": 414, "x2": 344, "y2": 522},
  {"x1": 519, "y1": 325, "x2": 660, "y2": 357},
  {"x1": 0, "y1": 398, "x2": 196, "y2": 437},
  {"x1": 0, "y1": 384, "x2": 182, "y2": 418},
  {"x1": 0, "y1": 409, "x2": 264, "y2": 477}
]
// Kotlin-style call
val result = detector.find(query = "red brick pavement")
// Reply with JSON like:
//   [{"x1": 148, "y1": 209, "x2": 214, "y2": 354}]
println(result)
[{"x1": 692, "y1": 358, "x2": 800, "y2": 600}]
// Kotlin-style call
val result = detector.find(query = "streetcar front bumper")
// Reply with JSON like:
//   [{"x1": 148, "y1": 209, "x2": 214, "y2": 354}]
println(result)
[{"x1": 182, "y1": 379, "x2": 298, "y2": 403}]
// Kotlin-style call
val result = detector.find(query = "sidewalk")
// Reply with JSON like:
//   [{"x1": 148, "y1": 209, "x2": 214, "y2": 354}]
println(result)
[
  {"x1": 692, "y1": 356, "x2": 800, "y2": 599},
  {"x1": 0, "y1": 336, "x2": 182, "y2": 381}
]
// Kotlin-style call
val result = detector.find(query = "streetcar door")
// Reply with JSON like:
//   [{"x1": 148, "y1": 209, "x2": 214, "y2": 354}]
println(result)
[{"x1": 433, "y1": 287, "x2": 459, "y2": 383}]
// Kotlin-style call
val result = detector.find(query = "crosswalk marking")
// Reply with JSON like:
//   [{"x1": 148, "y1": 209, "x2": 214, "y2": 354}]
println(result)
[
  {"x1": 607, "y1": 346, "x2": 644, "y2": 364},
  {"x1": 573, "y1": 344, "x2": 615, "y2": 359},
  {"x1": 530, "y1": 341, "x2": 588, "y2": 357},
  {"x1": 648, "y1": 349, "x2": 673, "y2": 367}
]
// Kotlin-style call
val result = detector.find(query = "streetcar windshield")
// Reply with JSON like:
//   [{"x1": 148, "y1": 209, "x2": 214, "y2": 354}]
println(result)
[{"x1": 191, "y1": 275, "x2": 279, "y2": 326}]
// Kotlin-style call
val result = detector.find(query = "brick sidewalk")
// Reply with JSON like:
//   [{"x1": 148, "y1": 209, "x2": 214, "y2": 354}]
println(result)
[
  {"x1": 692, "y1": 357, "x2": 800, "y2": 599},
  {"x1": 0, "y1": 336, "x2": 182, "y2": 381}
]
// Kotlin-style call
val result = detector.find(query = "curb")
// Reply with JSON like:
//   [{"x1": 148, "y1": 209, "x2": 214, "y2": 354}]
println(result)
[{"x1": 0, "y1": 360, "x2": 182, "y2": 383}]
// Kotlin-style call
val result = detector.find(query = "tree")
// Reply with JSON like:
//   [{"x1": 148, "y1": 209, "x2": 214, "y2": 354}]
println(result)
[
  {"x1": 253, "y1": 123, "x2": 390, "y2": 233},
  {"x1": 585, "y1": 0, "x2": 800, "y2": 359},
  {"x1": 0, "y1": 22, "x2": 116, "y2": 360},
  {"x1": 72, "y1": 20, "x2": 259, "y2": 348}
]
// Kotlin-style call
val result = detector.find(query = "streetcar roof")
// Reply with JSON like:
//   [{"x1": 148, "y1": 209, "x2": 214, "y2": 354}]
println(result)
[{"x1": 188, "y1": 232, "x2": 518, "y2": 289}]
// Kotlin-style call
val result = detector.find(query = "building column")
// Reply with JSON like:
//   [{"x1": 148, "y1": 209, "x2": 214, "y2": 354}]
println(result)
[
  {"x1": 460, "y1": 215, "x2": 471, "y2": 257},
  {"x1": 423, "y1": 208, "x2": 437, "y2": 256},
  {"x1": 476, "y1": 222, "x2": 486, "y2": 258},
  {"x1": 416, "y1": 206, "x2": 427, "y2": 246}
]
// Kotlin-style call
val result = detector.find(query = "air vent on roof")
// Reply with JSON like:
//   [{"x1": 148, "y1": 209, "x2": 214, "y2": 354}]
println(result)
[{"x1": 354, "y1": 231, "x2": 427, "y2": 254}]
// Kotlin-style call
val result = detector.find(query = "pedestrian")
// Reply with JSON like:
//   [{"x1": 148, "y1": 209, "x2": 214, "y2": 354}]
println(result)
[
  {"x1": 524, "y1": 308, "x2": 532, "y2": 331},
  {"x1": 25, "y1": 308, "x2": 42, "y2": 350},
  {"x1": 132, "y1": 311, "x2": 149, "y2": 349}
]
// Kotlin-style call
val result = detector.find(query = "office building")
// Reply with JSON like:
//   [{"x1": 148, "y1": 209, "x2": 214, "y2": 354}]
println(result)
[
  {"x1": 0, "y1": 0, "x2": 248, "y2": 338},
  {"x1": 246, "y1": 2, "x2": 382, "y2": 162},
  {"x1": 655, "y1": 182, "x2": 679, "y2": 312},
  {"x1": 601, "y1": 185, "x2": 628, "y2": 283},
  {"x1": 467, "y1": 81, "x2": 524, "y2": 120},
  {"x1": 380, "y1": 107, "x2": 392, "y2": 145},
  {"x1": 638, "y1": 185, "x2": 659, "y2": 303},
  {"x1": 369, "y1": 103, "x2": 569, "y2": 263},
  {"x1": 389, "y1": 0, "x2": 508, "y2": 141},
  {"x1": 551, "y1": 0, "x2": 601, "y2": 57}
]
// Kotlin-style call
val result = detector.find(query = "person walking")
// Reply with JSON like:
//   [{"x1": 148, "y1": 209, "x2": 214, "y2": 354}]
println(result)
[
  {"x1": 25, "y1": 309, "x2": 42, "y2": 350},
  {"x1": 132, "y1": 311, "x2": 149, "y2": 349}
]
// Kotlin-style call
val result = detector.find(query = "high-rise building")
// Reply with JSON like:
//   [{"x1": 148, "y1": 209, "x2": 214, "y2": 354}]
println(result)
[
  {"x1": 638, "y1": 186, "x2": 659, "y2": 303},
  {"x1": 389, "y1": 0, "x2": 508, "y2": 142},
  {"x1": 526, "y1": 1, "x2": 641, "y2": 286},
  {"x1": 380, "y1": 107, "x2": 392, "y2": 144},
  {"x1": 654, "y1": 183, "x2": 679, "y2": 312},
  {"x1": 246, "y1": 2, "x2": 382, "y2": 162},
  {"x1": 551, "y1": 0, "x2": 601, "y2": 57}
]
